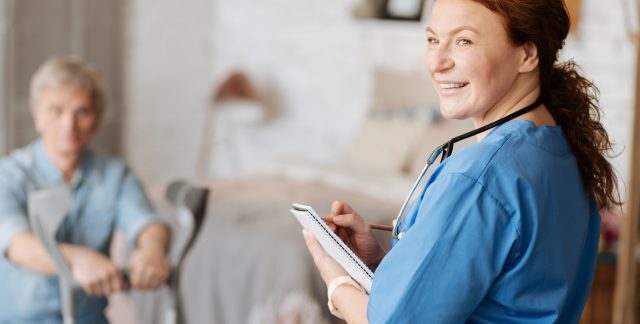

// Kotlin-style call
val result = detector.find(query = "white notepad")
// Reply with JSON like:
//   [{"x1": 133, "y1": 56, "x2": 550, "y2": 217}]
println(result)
[{"x1": 290, "y1": 203, "x2": 373, "y2": 293}]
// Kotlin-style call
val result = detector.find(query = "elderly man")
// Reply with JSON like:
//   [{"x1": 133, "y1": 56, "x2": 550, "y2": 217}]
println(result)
[{"x1": 0, "y1": 57, "x2": 171, "y2": 323}]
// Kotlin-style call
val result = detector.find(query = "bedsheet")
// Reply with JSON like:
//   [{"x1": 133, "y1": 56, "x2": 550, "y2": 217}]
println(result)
[{"x1": 108, "y1": 176, "x2": 399, "y2": 324}]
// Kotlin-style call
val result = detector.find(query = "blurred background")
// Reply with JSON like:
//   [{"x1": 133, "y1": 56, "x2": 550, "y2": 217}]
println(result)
[{"x1": 0, "y1": 0, "x2": 638, "y2": 323}]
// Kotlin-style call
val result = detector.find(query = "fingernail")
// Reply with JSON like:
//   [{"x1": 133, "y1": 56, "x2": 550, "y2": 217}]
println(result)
[{"x1": 302, "y1": 229, "x2": 309, "y2": 237}]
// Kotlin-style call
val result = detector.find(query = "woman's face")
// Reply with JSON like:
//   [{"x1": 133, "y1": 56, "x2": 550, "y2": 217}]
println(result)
[{"x1": 426, "y1": 0, "x2": 528, "y2": 122}]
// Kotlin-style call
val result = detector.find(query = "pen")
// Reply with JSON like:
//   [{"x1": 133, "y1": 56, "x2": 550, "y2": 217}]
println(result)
[{"x1": 369, "y1": 223, "x2": 393, "y2": 231}]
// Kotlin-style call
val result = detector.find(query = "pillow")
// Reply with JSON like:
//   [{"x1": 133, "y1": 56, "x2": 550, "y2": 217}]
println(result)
[
  {"x1": 405, "y1": 118, "x2": 474, "y2": 178},
  {"x1": 342, "y1": 68, "x2": 440, "y2": 176},
  {"x1": 343, "y1": 115, "x2": 427, "y2": 176}
]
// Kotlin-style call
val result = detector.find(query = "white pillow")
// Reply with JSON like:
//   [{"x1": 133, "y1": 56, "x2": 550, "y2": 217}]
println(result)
[{"x1": 343, "y1": 116, "x2": 427, "y2": 176}]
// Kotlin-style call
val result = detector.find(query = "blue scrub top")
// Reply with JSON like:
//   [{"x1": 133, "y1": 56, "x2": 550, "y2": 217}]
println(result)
[
  {"x1": 368, "y1": 120, "x2": 600, "y2": 323},
  {"x1": 0, "y1": 139, "x2": 162, "y2": 323}
]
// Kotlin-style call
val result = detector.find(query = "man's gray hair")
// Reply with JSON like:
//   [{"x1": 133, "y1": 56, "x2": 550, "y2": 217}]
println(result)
[{"x1": 29, "y1": 57, "x2": 105, "y2": 112}]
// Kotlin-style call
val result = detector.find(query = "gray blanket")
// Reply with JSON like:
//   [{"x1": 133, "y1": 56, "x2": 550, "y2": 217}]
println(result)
[{"x1": 108, "y1": 177, "x2": 398, "y2": 324}]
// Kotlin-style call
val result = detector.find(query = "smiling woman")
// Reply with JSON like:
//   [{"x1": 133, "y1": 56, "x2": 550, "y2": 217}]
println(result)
[
  {"x1": 301, "y1": 0, "x2": 620, "y2": 323},
  {"x1": 425, "y1": 1, "x2": 547, "y2": 126}
]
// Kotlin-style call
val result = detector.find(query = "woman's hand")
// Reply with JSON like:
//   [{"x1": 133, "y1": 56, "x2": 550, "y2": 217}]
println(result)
[
  {"x1": 303, "y1": 229, "x2": 371, "y2": 323},
  {"x1": 323, "y1": 201, "x2": 387, "y2": 269},
  {"x1": 303, "y1": 229, "x2": 348, "y2": 285}
]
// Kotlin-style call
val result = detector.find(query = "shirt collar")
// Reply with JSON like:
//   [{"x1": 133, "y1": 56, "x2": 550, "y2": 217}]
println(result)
[{"x1": 33, "y1": 139, "x2": 94, "y2": 189}]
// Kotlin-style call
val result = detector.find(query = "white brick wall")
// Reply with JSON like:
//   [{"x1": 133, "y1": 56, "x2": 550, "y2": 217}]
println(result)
[
  {"x1": 123, "y1": 0, "x2": 213, "y2": 181},
  {"x1": 124, "y1": 0, "x2": 374, "y2": 182},
  {"x1": 206, "y1": 0, "x2": 371, "y2": 177},
  {"x1": 562, "y1": 0, "x2": 636, "y2": 197}
]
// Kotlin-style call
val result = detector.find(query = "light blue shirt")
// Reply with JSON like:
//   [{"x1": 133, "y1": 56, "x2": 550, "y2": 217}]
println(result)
[
  {"x1": 0, "y1": 139, "x2": 162, "y2": 323},
  {"x1": 368, "y1": 120, "x2": 600, "y2": 323}
]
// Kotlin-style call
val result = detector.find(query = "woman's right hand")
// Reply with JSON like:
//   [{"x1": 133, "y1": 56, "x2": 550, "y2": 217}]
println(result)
[{"x1": 323, "y1": 200, "x2": 387, "y2": 269}]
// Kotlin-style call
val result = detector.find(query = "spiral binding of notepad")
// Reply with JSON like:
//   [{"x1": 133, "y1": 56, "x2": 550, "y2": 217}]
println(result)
[
  {"x1": 307, "y1": 211, "x2": 374, "y2": 280},
  {"x1": 290, "y1": 203, "x2": 373, "y2": 293}
]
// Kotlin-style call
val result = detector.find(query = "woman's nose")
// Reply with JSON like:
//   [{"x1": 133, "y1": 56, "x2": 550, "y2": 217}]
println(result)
[{"x1": 427, "y1": 48, "x2": 454, "y2": 74}]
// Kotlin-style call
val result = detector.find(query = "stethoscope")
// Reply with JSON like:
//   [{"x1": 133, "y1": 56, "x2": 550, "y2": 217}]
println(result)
[{"x1": 391, "y1": 97, "x2": 544, "y2": 240}]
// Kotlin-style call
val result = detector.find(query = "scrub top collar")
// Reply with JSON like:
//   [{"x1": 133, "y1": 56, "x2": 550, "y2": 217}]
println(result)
[
  {"x1": 391, "y1": 119, "x2": 569, "y2": 247},
  {"x1": 486, "y1": 120, "x2": 570, "y2": 155},
  {"x1": 33, "y1": 139, "x2": 94, "y2": 189}
]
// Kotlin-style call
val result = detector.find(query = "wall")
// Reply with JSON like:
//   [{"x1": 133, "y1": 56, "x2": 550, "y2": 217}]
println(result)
[
  {"x1": 0, "y1": 0, "x2": 11, "y2": 154},
  {"x1": 123, "y1": 0, "x2": 213, "y2": 182},
  {"x1": 122, "y1": 0, "x2": 637, "y2": 192},
  {"x1": 206, "y1": 0, "x2": 372, "y2": 179},
  {"x1": 123, "y1": 0, "x2": 435, "y2": 182},
  {"x1": 0, "y1": 0, "x2": 123, "y2": 155},
  {"x1": 561, "y1": 0, "x2": 636, "y2": 197}
]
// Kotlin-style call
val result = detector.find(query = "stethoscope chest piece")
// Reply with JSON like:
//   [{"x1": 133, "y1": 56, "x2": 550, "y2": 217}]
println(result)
[{"x1": 392, "y1": 218, "x2": 406, "y2": 240}]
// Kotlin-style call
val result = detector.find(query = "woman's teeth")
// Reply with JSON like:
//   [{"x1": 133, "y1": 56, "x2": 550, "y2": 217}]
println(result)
[{"x1": 441, "y1": 83, "x2": 467, "y2": 89}]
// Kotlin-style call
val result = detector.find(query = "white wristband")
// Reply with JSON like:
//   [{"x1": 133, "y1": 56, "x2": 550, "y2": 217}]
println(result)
[{"x1": 327, "y1": 275, "x2": 365, "y2": 319}]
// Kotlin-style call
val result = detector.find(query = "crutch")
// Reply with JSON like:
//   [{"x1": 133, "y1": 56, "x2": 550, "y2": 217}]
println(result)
[
  {"x1": 27, "y1": 184, "x2": 76, "y2": 324},
  {"x1": 161, "y1": 180, "x2": 209, "y2": 324},
  {"x1": 30, "y1": 181, "x2": 209, "y2": 324}
]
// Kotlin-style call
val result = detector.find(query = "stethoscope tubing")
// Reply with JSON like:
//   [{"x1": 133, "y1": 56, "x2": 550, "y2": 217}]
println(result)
[
  {"x1": 391, "y1": 97, "x2": 544, "y2": 239},
  {"x1": 393, "y1": 145, "x2": 443, "y2": 238}
]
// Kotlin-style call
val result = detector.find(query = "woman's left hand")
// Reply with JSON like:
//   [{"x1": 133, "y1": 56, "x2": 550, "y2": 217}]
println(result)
[{"x1": 303, "y1": 229, "x2": 349, "y2": 286}]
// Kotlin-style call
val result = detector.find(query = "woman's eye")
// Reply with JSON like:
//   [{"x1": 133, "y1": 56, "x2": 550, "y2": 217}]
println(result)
[
  {"x1": 427, "y1": 37, "x2": 439, "y2": 45},
  {"x1": 457, "y1": 39, "x2": 472, "y2": 46}
]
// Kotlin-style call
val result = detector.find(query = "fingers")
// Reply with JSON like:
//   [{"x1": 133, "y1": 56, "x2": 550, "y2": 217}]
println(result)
[
  {"x1": 302, "y1": 229, "x2": 349, "y2": 284},
  {"x1": 302, "y1": 229, "x2": 324, "y2": 261},
  {"x1": 331, "y1": 200, "x2": 354, "y2": 216},
  {"x1": 131, "y1": 267, "x2": 155, "y2": 290},
  {"x1": 303, "y1": 229, "x2": 333, "y2": 282},
  {"x1": 82, "y1": 267, "x2": 123, "y2": 296},
  {"x1": 85, "y1": 281, "x2": 100, "y2": 296},
  {"x1": 129, "y1": 260, "x2": 170, "y2": 290},
  {"x1": 326, "y1": 221, "x2": 337, "y2": 232},
  {"x1": 130, "y1": 264, "x2": 143, "y2": 289},
  {"x1": 71, "y1": 248, "x2": 126, "y2": 296},
  {"x1": 130, "y1": 223, "x2": 171, "y2": 290},
  {"x1": 303, "y1": 229, "x2": 325, "y2": 262},
  {"x1": 333, "y1": 212, "x2": 370, "y2": 234},
  {"x1": 109, "y1": 271, "x2": 124, "y2": 293},
  {"x1": 99, "y1": 275, "x2": 112, "y2": 296},
  {"x1": 326, "y1": 201, "x2": 367, "y2": 232}
]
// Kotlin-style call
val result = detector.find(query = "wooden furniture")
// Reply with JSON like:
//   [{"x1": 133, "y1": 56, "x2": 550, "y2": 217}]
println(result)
[
  {"x1": 611, "y1": 1, "x2": 640, "y2": 319},
  {"x1": 565, "y1": 0, "x2": 582, "y2": 34},
  {"x1": 581, "y1": 256, "x2": 616, "y2": 324}
]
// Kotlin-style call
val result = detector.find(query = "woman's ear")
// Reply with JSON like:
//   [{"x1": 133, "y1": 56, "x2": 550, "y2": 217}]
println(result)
[{"x1": 519, "y1": 42, "x2": 539, "y2": 73}]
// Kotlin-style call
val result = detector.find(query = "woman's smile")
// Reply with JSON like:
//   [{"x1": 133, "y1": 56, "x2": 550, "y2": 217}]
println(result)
[{"x1": 437, "y1": 81, "x2": 470, "y2": 96}]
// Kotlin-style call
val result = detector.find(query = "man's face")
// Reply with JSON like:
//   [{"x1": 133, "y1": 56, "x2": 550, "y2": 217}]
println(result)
[{"x1": 32, "y1": 85, "x2": 100, "y2": 157}]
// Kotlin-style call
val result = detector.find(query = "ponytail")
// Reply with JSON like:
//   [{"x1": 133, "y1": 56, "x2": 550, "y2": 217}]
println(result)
[
  {"x1": 472, "y1": 0, "x2": 622, "y2": 209},
  {"x1": 542, "y1": 61, "x2": 621, "y2": 209}
]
